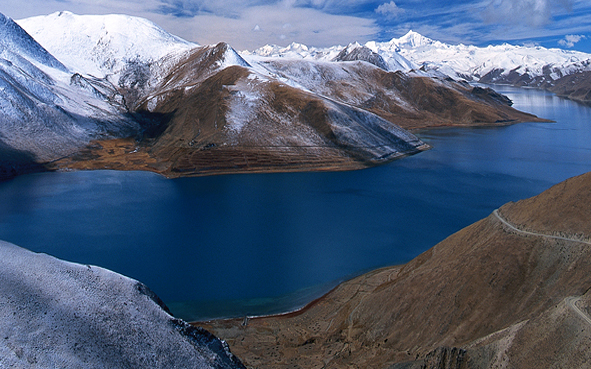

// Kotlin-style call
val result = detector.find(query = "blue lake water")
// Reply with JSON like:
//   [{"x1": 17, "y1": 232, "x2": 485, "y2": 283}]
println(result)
[{"x1": 1, "y1": 86, "x2": 590, "y2": 321}]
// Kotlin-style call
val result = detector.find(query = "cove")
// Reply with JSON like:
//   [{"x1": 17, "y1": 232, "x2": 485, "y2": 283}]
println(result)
[{"x1": 1, "y1": 86, "x2": 590, "y2": 321}]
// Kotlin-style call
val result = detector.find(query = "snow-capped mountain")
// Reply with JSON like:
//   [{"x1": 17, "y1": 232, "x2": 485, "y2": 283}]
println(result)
[
  {"x1": 387, "y1": 31, "x2": 591, "y2": 85},
  {"x1": 243, "y1": 42, "x2": 344, "y2": 61},
  {"x1": 17, "y1": 11, "x2": 197, "y2": 84},
  {"x1": 245, "y1": 40, "x2": 416, "y2": 73},
  {"x1": 134, "y1": 42, "x2": 429, "y2": 176},
  {"x1": 250, "y1": 30, "x2": 591, "y2": 90},
  {"x1": 0, "y1": 12, "x2": 138, "y2": 172}
]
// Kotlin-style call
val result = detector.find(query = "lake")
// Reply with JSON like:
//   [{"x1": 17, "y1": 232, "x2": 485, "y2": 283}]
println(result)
[{"x1": 1, "y1": 86, "x2": 590, "y2": 321}]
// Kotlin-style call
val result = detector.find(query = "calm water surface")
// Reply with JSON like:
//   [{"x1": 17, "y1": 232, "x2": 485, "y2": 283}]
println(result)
[{"x1": 1, "y1": 86, "x2": 590, "y2": 320}]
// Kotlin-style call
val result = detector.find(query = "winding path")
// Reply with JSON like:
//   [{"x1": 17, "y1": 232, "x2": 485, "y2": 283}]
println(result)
[
  {"x1": 566, "y1": 296, "x2": 591, "y2": 326},
  {"x1": 492, "y1": 209, "x2": 591, "y2": 246},
  {"x1": 493, "y1": 209, "x2": 591, "y2": 326}
]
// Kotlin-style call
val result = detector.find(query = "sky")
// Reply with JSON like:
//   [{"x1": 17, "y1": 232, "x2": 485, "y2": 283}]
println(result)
[{"x1": 2, "y1": 0, "x2": 590, "y2": 52}]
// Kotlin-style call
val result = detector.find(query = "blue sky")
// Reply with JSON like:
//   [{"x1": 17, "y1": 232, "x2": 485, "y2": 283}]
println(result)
[{"x1": 2, "y1": 0, "x2": 590, "y2": 52}]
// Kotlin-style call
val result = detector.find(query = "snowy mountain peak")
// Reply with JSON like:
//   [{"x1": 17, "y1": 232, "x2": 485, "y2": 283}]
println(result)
[
  {"x1": 212, "y1": 42, "x2": 251, "y2": 69},
  {"x1": 252, "y1": 42, "x2": 312, "y2": 58},
  {"x1": 334, "y1": 43, "x2": 389, "y2": 70},
  {"x1": 343, "y1": 42, "x2": 363, "y2": 52},
  {"x1": 394, "y1": 30, "x2": 435, "y2": 48},
  {"x1": 17, "y1": 12, "x2": 197, "y2": 78},
  {"x1": 287, "y1": 42, "x2": 310, "y2": 52}
]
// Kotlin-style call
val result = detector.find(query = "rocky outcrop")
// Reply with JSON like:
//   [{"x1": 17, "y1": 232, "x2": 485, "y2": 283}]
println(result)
[
  {"x1": 0, "y1": 241, "x2": 245, "y2": 369},
  {"x1": 389, "y1": 347, "x2": 468, "y2": 369},
  {"x1": 333, "y1": 44, "x2": 390, "y2": 70},
  {"x1": 546, "y1": 71, "x2": 591, "y2": 104},
  {"x1": 199, "y1": 171, "x2": 591, "y2": 368}
]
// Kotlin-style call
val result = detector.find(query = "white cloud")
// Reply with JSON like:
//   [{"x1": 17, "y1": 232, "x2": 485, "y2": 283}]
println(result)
[
  {"x1": 375, "y1": 1, "x2": 404, "y2": 19},
  {"x1": 482, "y1": 0, "x2": 573, "y2": 27},
  {"x1": 2, "y1": 0, "x2": 163, "y2": 20},
  {"x1": 559, "y1": 34, "x2": 586, "y2": 47},
  {"x1": 162, "y1": 5, "x2": 379, "y2": 49},
  {"x1": 3, "y1": 0, "x2": 379, "y2": 50},
  {"x1": 3, "y1": 0, "x2": 590, "y2": 52}
]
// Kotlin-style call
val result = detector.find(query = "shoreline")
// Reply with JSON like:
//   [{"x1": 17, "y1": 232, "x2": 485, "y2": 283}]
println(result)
[
  {"x1": 190, "y1": 265, "x2": 402, "y2": 326},
  {"x1": 0, "y1": 91, "x2": 549, "y2": 182},
  {"x1": 2, "y1": 115, "x2": 541, "y2": 182},
  {"x1": 43, "y1": 140, "x2": 431, "y2": 180}
]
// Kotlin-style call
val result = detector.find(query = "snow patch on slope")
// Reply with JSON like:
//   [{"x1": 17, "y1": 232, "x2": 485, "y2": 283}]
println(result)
[
  {"x1": 0, "y1": 240, "x2": 244, "y2": 368},
  {"x1": 225, "y1": 84, "x2": 260, "y2": 136}
]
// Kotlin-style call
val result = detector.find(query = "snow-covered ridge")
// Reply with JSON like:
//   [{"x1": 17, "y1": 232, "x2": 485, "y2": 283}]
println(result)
[
  {"x1": 248, "y1": 30, "x2": 591, "y2": 83},
  {"x1": 0, "y1": 12, "x2": 138, "y2": 162},
  {"x1": 387, "y1": 31, "x2": 591, "y2": 83},
  {"x1": 17, "y1": 11, "x2": 198, "y2": 80},
  {"x1": 17, "y1": 10, "x2": 591, "y2": 86},
  {"x1": 244, "y1": 40, "x2": 416, "y2": 73},
  {"x1": 243, "y1": 42, "x2": 344, "y2": 61},
  {"x1": 0, "y1": 240, "x2": 245, "y2": 368},
  {"x1": 0, "y1": 12, "x2": 67, "y2": 72}
]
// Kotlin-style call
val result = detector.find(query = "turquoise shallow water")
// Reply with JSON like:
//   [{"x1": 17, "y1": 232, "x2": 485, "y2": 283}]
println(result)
[{"x1": 1, "y1": 86, "x2": 590, "y2": 321}]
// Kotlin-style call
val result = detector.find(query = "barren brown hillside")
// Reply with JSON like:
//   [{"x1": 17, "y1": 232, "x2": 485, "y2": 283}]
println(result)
[
  {"x1": 547, "y1": 71, "x2": 591, "y2": 105},
  {"x1": 51, "y1": 45, "x2": 549, "y2": 178},
  {"x1": 198, "y1": 171, "x2": 591, "y2": 369}
]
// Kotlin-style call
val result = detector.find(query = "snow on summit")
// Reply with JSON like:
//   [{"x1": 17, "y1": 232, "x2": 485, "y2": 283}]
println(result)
[
  {"x1": 246, "y1": 38, "x2": 416, "y2": 73},
  {"x1": 0, "y1": 11, "x2": 140, "y2": 162},
  {"x1": 248, "y1": 29, "x2": 591, "y2": 82},
  {"x1": 17, "y1": 11, "x2": 197, "y2": 79},
  {"x1": 384, "y1": 31, "x2": 591, "y2": 82}
]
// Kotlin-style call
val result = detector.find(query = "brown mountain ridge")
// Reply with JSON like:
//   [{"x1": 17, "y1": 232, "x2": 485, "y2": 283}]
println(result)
[
  {"x1": 198, "y1": 171, "x2": 591, "y2": 368},
  {"x1": 47, "y1": 43, "x2": 548, "y2": 179}
]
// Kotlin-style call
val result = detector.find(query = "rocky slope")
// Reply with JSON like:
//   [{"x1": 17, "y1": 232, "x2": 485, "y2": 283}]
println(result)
[
  {"x1": 545, "y1": 71, "x2": 591, "y2": 104},
  {"x1": 0, "y1": 240, "x2": 245, "y2": 368},
  {"x1": 199, "y1": 171, "x2": 591, "y2": 368},
  {"x1": 248, "y1": 58, "x2": 544, "y2": 131},
  {"x1": 49, "y1": 42, "x2": 545, "y2": 177}
]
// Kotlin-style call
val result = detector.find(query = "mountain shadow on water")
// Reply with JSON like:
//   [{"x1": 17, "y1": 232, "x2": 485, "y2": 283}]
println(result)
[{"x1": 0, "y1": 140, "x2": 47, "y2": 181}]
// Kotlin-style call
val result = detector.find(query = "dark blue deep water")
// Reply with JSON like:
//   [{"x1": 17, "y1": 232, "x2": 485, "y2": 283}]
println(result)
[{"x1": 1, "y1": 86, "x2": 590, "y2": 320}]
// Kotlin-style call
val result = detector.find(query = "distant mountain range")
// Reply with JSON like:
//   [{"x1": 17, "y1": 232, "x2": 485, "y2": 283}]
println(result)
[
  {"x1": 0, "y1": 11, "x2": 575, "y2": 179},
  {"x1": 248, "y1": 30, "x2": 591, "y2": 104}
]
